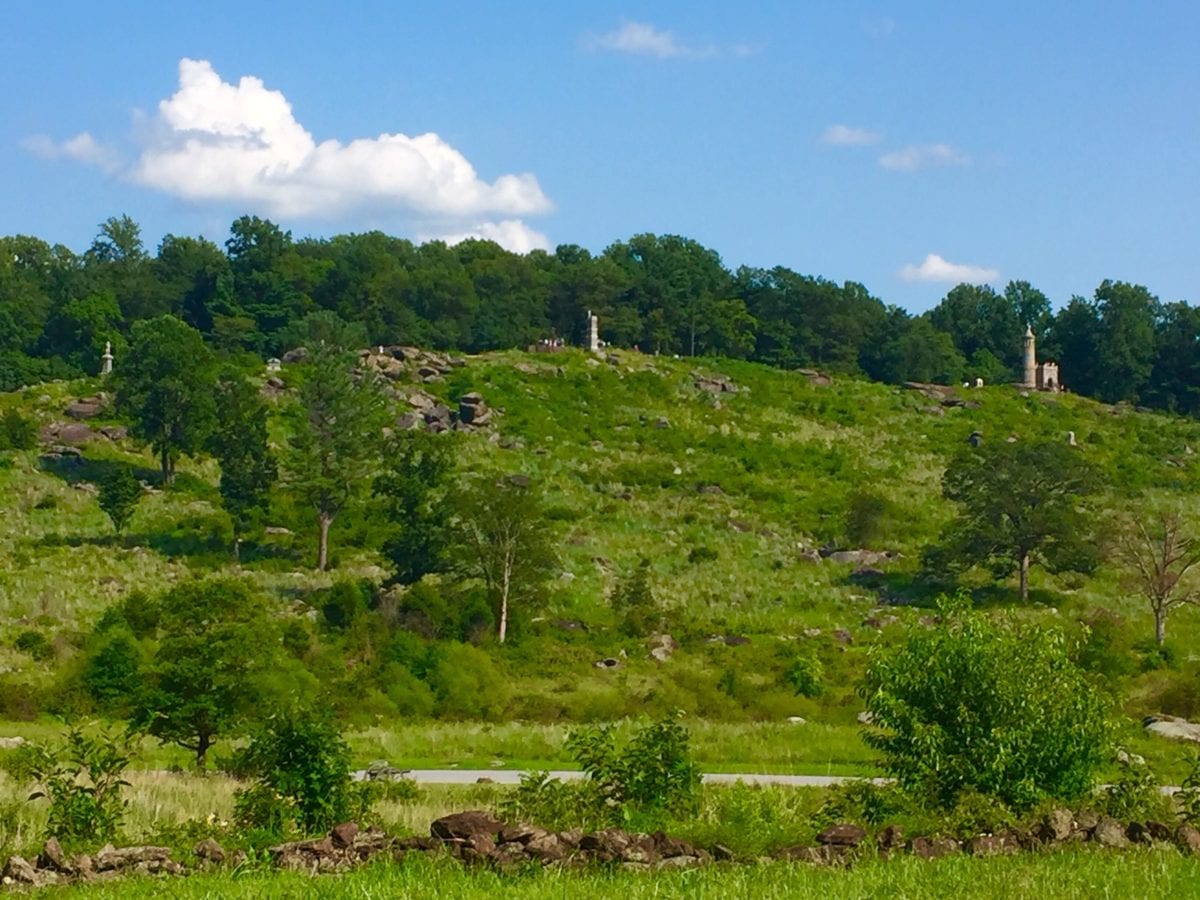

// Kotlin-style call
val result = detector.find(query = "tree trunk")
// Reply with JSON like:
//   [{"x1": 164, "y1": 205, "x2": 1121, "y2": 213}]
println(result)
[
  {"x1": 233, "y1": 534, "x2": 241, "y2": 564},
  {"x1": 160, "y1": 448, "x2": 172, "y2": 486},
  {"x1": 1019, "y1": 552, "x2": 1030, "y2": 601},
  {"x1": 1155, "y1": 607, "x2": 1166, "y2": 646},
  {"x1": 498, "y1": 557, "x2": 512, "y2": 644},
  {"x1": 195, "y1": 733, "x2": 212, "y2": 770},
  {"x1": 317, "y1": 514, "x2": 332, "y2": 571}
]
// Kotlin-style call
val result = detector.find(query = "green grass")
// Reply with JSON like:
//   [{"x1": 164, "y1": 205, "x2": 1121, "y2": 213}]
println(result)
[{"x1": 37, "y1": 849, "x2": 1200, "y2": 899}]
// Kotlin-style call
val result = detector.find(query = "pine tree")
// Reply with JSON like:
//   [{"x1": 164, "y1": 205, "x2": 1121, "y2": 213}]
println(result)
[{"x1": 209, "y1": 370, "x2": 277, "y2": 560}]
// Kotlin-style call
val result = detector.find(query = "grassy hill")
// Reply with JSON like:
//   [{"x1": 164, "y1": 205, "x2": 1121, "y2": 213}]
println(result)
[{"x1": 2, "y1": 347, "x2": 1200, "y2": 773}]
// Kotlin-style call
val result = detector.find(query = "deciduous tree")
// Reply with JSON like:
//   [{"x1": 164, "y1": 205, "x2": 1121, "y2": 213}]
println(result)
[
  {"x1": 1117, "y1": 511, "x2": 1200, "y2": 646},
  {"x1": 209, "y1": 369, "x2": 277, "y2": 559}
]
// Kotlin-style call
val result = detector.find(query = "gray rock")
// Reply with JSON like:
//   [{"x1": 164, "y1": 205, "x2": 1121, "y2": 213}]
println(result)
[
  {"x1": 1090, "y1": 817, "x2": 1129, "y2": 849},
  {"x1": 1144, "y1": 715, "x2": 1200, "y2": 744}
]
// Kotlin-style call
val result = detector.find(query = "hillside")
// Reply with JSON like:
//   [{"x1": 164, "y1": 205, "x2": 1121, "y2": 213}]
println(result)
[{"x1": 2, "y1": 347, "x2": 1200, "y2": 771}]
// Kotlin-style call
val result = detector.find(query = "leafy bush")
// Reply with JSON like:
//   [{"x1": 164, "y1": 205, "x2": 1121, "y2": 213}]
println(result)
[
  {"x1": 859, "y1": 593, "x2": 1111, "y2": 810},
  {"x1": 1178, "y1": 754, "x2": 1200, "y2": 826},
  {"x1": 1101, "y1": 750, "x2": 1170, "y2": 821},
  {"x1": 14, "y1": 629, "x2": 53, "y2": 661},
  {"x1": 784, "y1": 652, "x2": 824, "y2": 698},
  {"x1": 844, "y1": 489, "x2": 894, "y2": 547},
  {"x1": 0, "y1": 409, "x2": 37, "y2": 451},
  {"x1": 815, "y1": 779, "x2": 913, "y2": 827},
  {"x1": 97, "y1": 466, "x2": 142, "y2": 534},
  {"x1": 425, "y1": 642, "x2": 509, "y2": 719},
  {"x1": 26, "y1": 722, "x2": 138, "y2": 844},
  {"x1": 567, "y1": 714, "x2": 701, "y2": 819},
  {"x1": 82, "y1": 629, "x2": 144, "y2": 711},
  {"x1": 687, "y1": 545, "x2": 719, "y2": 565},
  {"x1": 233, "y1": 712, "x2": 366, "y2": 836}
]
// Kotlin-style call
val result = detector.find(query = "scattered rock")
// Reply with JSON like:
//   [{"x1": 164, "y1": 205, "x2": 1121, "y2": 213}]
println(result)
[
  {"x1": 331, "y1": 822, "x2": 359, "y2": 849},
  {"x1": 0, "y1": 736, "x2": 26, "y2": 749},
  {"x1": 37, "y1": 839, "x2": 70, "y2": 873},
  {"x1": 1177, "y1": 824, "x2": 1200, "y2": 856},
  {"x1": 594, "y1": 657, "x2": 621, "y2": 669},
  {"x1": 1091, "y1": 817, "x2": 1129, "y2": 849},
  {"x1": 1038, "y1": 808, "x2": 1074, "y2": 843},
  {"x1": 909, "y1": 836, "x2": 960, "y2": 859},
  {"x1": 648, "y1": 633, "x2": 678, "y2": 662},
  {"x1": 694, "y1": 373, "x2": 738, "y2": 395},
  {"x1": 967, "y1": 833, "x2": 1018, "y2": 856},
  {"x1": 832, "y1": 628, "x2": 854, "y2": 645},
  {"x1": 2, "y1": 855, "x2": 40, "y2": 885},
  {"x1": 65, "y1": 395, "x2": 105, "y2": 419},
  {"x1": 431, "y1": 811, "x2": 505, "y2": 842},
  {"x1": 817, "y1": 823, "x2": 866, "y2": 848},
  {"x1": 193, "y1": 838, "x2": 226, "y2": 865},
  {"x1": 877, "y1": 825, "x2": 905, "y2": 854},
  {"x1": 1144, "y1": 714, "x2": 1200, "y2": 744}
]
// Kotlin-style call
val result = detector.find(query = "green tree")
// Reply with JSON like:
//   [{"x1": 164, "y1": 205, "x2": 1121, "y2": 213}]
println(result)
[
  {"x1": 97, "y1": 466, "x2": 141, "y2": 534},
  {"x1": 926, "y1": 441, "x2": 1100, "y2": 600},
  {"x1": 209, "y1": 369, "x2": 277, "y2": 559},
  {"x1": 133, "y1": 579, "x2": 279, "y2": 767},
  {"x1": 113, "y1": 315, "x2": 217, "y2": 484},
  {"x1": 450, "y1": 478, "x2": 557, "y2": 643},
  {"x1": 283, "y1": 337, "x2": 388, "y2": 571},
  {"x1": 375, "y1": 429, "x2": 457, "y2": 584},
  {"x1": 860, "y1": 595, "x2": 1111, "y2": 810}
]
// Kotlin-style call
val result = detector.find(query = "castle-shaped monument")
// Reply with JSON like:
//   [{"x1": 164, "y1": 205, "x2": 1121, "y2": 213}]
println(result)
[{"x1": 1022, "y1": 326, "x2": 1059, "y2": 391}]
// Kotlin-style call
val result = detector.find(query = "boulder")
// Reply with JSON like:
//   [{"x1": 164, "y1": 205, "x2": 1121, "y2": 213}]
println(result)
[
  {"x1": 909, "y1": 836, "x2": 960, "y2": 859},
  {"x1": 1126, "y1": 821, "x2": 1172, "y2": 844},
  {"x1": 1144, "y1": 714, "x2": 1200, "y2": 744},
  {"x1": 967, "y1": 833, "x2": 1018, "y2": 856},
  {"x1": 817, "y1": 823, "x2": 866, "y2": 848},
  {"x1": 648, "y1": 633, "x2": 678, "y2": 662},
  {"x1": 877, "y1": 825, "x2": 905, "y2": 854},
  {"x1": 95, "y1": 845, "x2": 172, "y2": 871},
  {"x1": 1176, "y1": 824, "x2": 1200, "y2": 856},
  {"x1": 499, "y1": 823, "x2": 549, "y2": 845},
  {"x1": 99, "y1": 425, "x2": 129, "y2": 441},
  {"x1": 281, "y1": 347, "x2": 308, "y2": 364},
  {"x1": 525, "y1": 833, "x2": 566, "y2": 863},
  {"x1": 431, "y1": 810, "x2": 506, "y2": 842},
  {"x1": 774, "y1": 845, "x2": 837, "y2": 864},
  {"x1": 1038, "y1": 808, "x2": 1074, "y2": 843},
  {"x1": 331, "y1": 822, "x2": 359, "y2": 849},
  {"x1": 2, "y1": 855, "x2": 40, "y2": 885},
  {"x1": 57, "y1": 423, "x2": 98, "y2": 444},
  {"x1": 65, "y1": 396, "x2": 105, "y2": 419},
  {"x1": 652, "y1": 832, "x2": 699, "y2": 858},
  {"x1": 37, "y1": 837, "x2": 70, "y2": 872},
  {"x1": 1090, "y1": 817, "x2": 1129, "y2": 849},
  {"x1": 594, "y1": 657, "x2": 621, "y2": 669},
  {"x1": 193, "y1": 837, "x2": 226, "y2": 865}
]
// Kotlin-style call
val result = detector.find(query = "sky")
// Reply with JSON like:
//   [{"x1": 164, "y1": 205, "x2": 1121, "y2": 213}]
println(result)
[{"x1": 2, "y1": 1, "x2": 1198, "y2": 313}]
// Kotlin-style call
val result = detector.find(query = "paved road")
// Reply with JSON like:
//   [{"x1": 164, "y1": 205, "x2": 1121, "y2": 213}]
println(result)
[{"x1": 357, "y1": 769, "x2": 885, "y2": 787}]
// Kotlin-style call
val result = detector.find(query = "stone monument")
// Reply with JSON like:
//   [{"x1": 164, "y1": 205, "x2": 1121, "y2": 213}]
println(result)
[
  {"x1": 586, "y1": 310, "x2": 600, "y2": 353},
  {"x1": 100, "y1": 341, "x2": 114, "y2": 376}
]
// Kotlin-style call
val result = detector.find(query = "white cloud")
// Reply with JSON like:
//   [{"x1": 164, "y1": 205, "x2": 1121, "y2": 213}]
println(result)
[
  {"x1": 899, "y1": 253, "x2": 999, "y2": 284},
  {"x1": 434, "y1": 220, "x2": 551, "y2": 254},
  {"x1": 585, "y1": 20, "x2": 751, "y2": 59},
  {"x1": 22, "y1": 59, "x2": 553, "y2": 253},
  {"x1": 22, "y1": 132, "x2": 120, "y2": 173},
  {"x1": 864, "y1": 16, "x2": 896, "y2": 39},
  {"x1": 590, "y1": 21, "x2": 690, "y2": 58},
  {"x1": 879, "y1": 143, "x2": 969, "y2": 172},
  {"x1": 821, "y1": 124, "x2": 881, "y2": 146}
]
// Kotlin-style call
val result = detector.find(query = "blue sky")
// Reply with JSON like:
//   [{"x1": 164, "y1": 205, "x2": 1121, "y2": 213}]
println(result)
[{"x1": 3, "y1": 1, "x2": 1197, "y2": 312}]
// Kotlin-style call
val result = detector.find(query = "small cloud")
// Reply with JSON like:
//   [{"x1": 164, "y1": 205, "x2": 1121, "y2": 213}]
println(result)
[
  {"x1": 821, "y1": 124, "x2": 881, "y2": 146},
  {"x1": 586, "y1": 20, "x2": 753, "y2": 59},
  {"x1": 899, "y1": 253, "x2": 999, "y2": 285},
  {"x1": 23, "y1": 132, "x2": 120, "y2": 173},
  {"x1": 879, "y1": 143, "x2": 969, "y2": 172},
  {"x1": 435, "y1": 220, "x2": 551, "y2": 255},
  {"x1": 590, "y1": 20, "x2": 688, "y2": 58},
  {"x1": 864, "y1": 16, "x2": 896, "y2": 39}
]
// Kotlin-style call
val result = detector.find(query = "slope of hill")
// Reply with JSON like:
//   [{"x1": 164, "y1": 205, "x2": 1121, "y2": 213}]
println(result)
[{"x1": 2, "y1": 348, "x2": 1199, "y2": 763}]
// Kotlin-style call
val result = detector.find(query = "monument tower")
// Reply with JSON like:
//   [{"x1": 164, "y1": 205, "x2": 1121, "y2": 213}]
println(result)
[{"x1": 1022, "y1": 325, "x2": 1036, "y2": 389}]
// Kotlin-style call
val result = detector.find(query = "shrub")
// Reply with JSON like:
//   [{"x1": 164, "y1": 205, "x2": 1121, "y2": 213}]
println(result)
[
  {"x1": 860, "y1": 593, "x2": 1111, "y2": 810},
  {"x1": 844, "y1": 489, "x2": 894, "y2": 547},
  {"x1": 566, "y1": 714, "x2": 701, "y2": 819},
  {"x1": 687, "y1": 545, "x2": 719, "y2": 565},
  {"x1": 425, "y1": 643, "x2": 509, "y2": 719},
  {"x1": 0, "y1": 409, "x2": 37, "y2": 451},
  {"x1": 317, "y1": 580, "x2": 372, "y2": 630},
  {"x1": 1101, "y1": 750, "x2": 1171, "y2": 822},
  {"x1": 1178, "y1": 754, "x2": 1200, "y2": 826},
  {"x1": 612, "y1": 558, "x2": 662, "y2": 638},
  {"x1": 27, "y1": 722, "x2": 138, "y2": 845},
  {"x1": 14, "y1": 629, "x2": 53, "y2": 661},
  {"x1": 97, "y1": 466, "x2": 142, "y2": 534},
  {"x1": 233, "y1": 712, "x2": 365, "y2": 836},
  {"x1": 784, "y1": 652, "x2": 824, "y2": 698},
  {"x1": 82, "y1": 629, "x2": 144, "y2": 711}
]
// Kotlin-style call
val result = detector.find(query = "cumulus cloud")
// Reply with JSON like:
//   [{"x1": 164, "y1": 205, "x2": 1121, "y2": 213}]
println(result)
[
  {"x1": 434, "y1": 220, "x2": 551, "y2": 254},
  {"x1": 22, "y1": 132, "x2": 120, "y2": 173},
  {"x1": 879, "y1": 143, "x2": 969, "y2": 172},
  {"x1": 24, "y1": 59, "x2": 553, "y2": 253},
  {"x1": 899, "y1": 254, "x2": 999, "y2": 284},
  {"x1": 821, "y1": 124, "x2": 881, "y2": 146}
]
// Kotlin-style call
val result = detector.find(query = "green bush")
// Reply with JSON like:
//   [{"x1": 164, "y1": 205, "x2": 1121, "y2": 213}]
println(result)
[
  {"x1": 0, "y1": 409, "x2": 37, "y2": 451},
  {"x1": 843, "y1": 489, "x2": 894, "y2": 547},
  {"x1": 784, "y1": 652, "x2": 824, "y2": 698},
  {"x1": 566, "y1": 714, "x2": 701, "y2": 820},
  {"x1": 82, "y1": 629, "x2": 144, "y2": 711},
  {"x1": 1178, "y1": 754, "x2": 1200, "y2": 826},
  {"x1": 233, "y1": 712, "x2": 365, "y2": 836},
  {"x1": 27, "y1": 722, "x2": 138, "y2": 845},
  {"x1": 425, "y1": 643, "x2": 509, "y2": 719},
  {"x1": 860, "y1": 593, "x2": 1111, "y2": 810},
  {"x1": 612, "y1": 558, "x2": 662, "y2": 638},
  {"x1": 14, "y1": 629, "x2": 53, "y2": 661},
  {"x1": 1101, "y1": 750, "x2": 1171, "y2": 822}
]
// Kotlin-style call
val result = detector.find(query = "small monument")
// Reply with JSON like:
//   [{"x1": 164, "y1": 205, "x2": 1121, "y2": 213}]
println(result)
[
  {"x1": 586, "y1": 310, "x2": 601, "y2": 353},
  {"x1": 266, "y1": 357, "x2": 282, "y2": 372},
  {"x1": 1021, "y1": 326, "x2": 1061, "y2": 392},
  {"x1": 100, "y1": 341, "x2": 114, "y2": 376}
]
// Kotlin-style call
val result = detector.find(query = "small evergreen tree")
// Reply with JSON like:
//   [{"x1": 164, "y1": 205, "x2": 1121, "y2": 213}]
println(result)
[
  {"x1": 97, "y1": 466, "x2": 141, "y2": 534},
  {"x1": 375, "y1": 429, "x2": 456, "y2": 584}
]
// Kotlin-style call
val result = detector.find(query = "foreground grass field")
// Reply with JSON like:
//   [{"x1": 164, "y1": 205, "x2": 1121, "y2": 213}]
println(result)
[{"x1": 37, "y1": 850, "x2": 1200, "y2": 899}]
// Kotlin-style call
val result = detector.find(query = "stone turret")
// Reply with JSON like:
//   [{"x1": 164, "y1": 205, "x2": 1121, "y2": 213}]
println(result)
[{"x1": 1022, "y1": 325, "x2": 1036, "y2": 389}]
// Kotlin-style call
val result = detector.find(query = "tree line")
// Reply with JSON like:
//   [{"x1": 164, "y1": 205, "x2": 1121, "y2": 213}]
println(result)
[{"x1": 2, "y1": 216, "x2": 1197, "y2": 413}]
